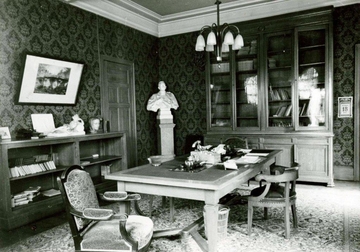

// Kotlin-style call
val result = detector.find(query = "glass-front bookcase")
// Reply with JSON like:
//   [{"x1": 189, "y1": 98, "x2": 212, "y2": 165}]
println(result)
[
  {"x1": 208, "y1": 54, "x2": 232, "y2": 131},
  {"x1": 296, "y1": 26, "x2": 328, "y2": 130},
  {"x1": 235, "y1": 36, "x2": 259, "y2": 129},
  {"x1": 266, "y1": 31, "x2": 293, "y2": 130},
  {"x1": 207, "y1": 35, "x2": 260, "y2": 131}
]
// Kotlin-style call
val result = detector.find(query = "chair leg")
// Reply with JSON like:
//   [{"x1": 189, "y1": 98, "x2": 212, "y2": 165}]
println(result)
[
  {"x1": 264, "y1": 207, "x2": 268, "y2": 220},
  {"x1": 149, "y1": 195, "x2": 154, "y2": 217},
  {"x1": 247, "y1": 205, "x2": 253, "y2": 235},
  {"x1": 291, "y1": 204, "x2": 298, "y2": 228},
  {"x1": 169, "y1": 197, "x2": 175, "y2": 222},
  {"x1": 284, "y1": 206, "x2": 290, "y2": 239}
]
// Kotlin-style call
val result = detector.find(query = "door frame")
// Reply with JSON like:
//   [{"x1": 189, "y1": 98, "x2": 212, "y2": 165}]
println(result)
[
  {"x1": 355, "y1": 44, "x2": 360, "y2": 181},
  {"x1": 100, "y1": 55, "x2": 138, "y2": 167}
]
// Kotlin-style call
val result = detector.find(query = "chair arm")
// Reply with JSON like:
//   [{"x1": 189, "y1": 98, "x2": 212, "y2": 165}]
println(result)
[
  {"x1": 69, "y1": 206, "x2": 114, "y2": 221},
  {"x1": 99, "y1": 192, "x2": 141, "y2": 202},
  {"x1": 255, "y1": 169, "x2": 298, "y2": 183},
  {"x1": 102, "y1": 191, "x2": 128, "y2": 201},
  {"x1": 117, "y1": 214, "x2": 139, "y2": 250},
  {"x1": 83, "y1": 208, "x2": 114, "y2": 221},
  {"x1": 250, "y1": 182, "x2": 272, "y2": 201}
]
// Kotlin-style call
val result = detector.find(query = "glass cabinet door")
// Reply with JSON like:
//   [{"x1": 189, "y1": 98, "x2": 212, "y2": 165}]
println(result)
[
  {"x1": 296, "y1": 26, "x2": 327, "y2": 129},
  {"x1": 266, "y1": 32, "x2": 293, "y2": 129},
  {"x1": 235, "y1": 37, "x2": 259, "y2": 129},
  {"x1": 208, "y1": 56, "x2": 232, "y2": 130}
]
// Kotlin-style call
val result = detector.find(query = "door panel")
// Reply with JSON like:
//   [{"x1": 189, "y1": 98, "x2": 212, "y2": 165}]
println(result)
[{"x1": 101, "y1": 56, "x2": 137, "y2": 167}]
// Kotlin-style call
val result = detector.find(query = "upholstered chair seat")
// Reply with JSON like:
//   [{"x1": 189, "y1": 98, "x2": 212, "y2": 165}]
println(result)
[{"x1": 81, "y1": 215, "x2": 153, "y2": 251}]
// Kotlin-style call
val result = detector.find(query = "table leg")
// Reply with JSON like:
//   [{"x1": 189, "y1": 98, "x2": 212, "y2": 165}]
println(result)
[{"x1": 204, "y1": 204, "x2": 219, "y2": 252}]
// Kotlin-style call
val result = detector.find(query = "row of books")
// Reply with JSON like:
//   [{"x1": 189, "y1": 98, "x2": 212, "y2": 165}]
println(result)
[
  {"x1": 11, "y1": 186, "x2": 41, "y2": 207},
  {"x1": 9, "y1": 160, "x2": 56, "y2": 178},
  {"x1": 269, "y1": 87, "x2": 290, "y2": 101},
  {"x1": 273, "y1": 104, "x2": 292, "y2": 117}
]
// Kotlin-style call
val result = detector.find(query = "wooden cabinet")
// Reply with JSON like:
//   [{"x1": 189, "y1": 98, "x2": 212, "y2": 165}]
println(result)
[
  {"x1": 0, "y1": 132, "x2": 127, "y2": 230},
  {"x1": 204, "y1": 7, "x2": 334, "y2": 186}
]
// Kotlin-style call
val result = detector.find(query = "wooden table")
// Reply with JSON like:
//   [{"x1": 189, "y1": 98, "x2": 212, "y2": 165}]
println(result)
[{"x1": 105, "y1": 150, "x2": 281, "y2": 252}]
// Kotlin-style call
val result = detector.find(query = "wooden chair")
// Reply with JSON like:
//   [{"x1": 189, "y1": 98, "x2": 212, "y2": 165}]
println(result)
[
  {"x1": 247, "y1": 163, "x2": 299, "y2": 239},
  {"x1": 57, "y1": 165, "x2": 153, "y2": 252},
  {"x1": 224, "y1": 137, "x2": 248, "y2": 150}
]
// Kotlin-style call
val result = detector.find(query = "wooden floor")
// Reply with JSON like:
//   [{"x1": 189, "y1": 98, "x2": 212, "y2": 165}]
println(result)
[{"x1": 0, "y1": 180, "x2": 359, "y2": 249}]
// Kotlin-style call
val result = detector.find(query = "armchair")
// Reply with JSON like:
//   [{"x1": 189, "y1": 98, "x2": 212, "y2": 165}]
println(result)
[
  {"x1": 247, "y1": 163, "x2": 299, "y2": 239},
  {"x1": 57, "y1": 165, "x2": 153, "y2": 252}
]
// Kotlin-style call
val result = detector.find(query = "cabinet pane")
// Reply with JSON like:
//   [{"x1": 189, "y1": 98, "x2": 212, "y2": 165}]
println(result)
[
  {"x1": 210, "y1": 71, "x2": 231, "y2": 128},
  {"x1": 267, "y1": 33, "x2": 293, "y2": 129},
  {"x1": 236, "y1": 38, "x2": 259, "y2": 128},
  {"x1": 297, "y1": 29, "x2": 326, "y2": 128}
]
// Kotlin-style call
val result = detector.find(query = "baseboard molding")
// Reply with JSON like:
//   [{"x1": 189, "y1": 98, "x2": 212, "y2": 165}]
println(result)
[{"x1": 334, "y1": 165, "x2": 354, "y2": 181}]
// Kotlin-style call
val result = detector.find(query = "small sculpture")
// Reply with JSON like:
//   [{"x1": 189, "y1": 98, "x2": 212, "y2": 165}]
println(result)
[
  {"x1": 89, "y1": 117, "x2": 101, "y2": 133},
  {"x1": 48, "y1": 114, "x2": 85, "y2": 136},
  {"x1": 146, "y1": 81, "x2": 179, "y2": 112}
]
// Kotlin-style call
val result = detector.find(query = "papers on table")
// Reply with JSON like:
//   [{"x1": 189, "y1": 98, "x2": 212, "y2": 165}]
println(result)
[
  {"x1": 234, "y1": 154, "x2": 264, "y2": 164},
  {"x1": 246, "y1": 149, "x2": 271, "y2": 156}
]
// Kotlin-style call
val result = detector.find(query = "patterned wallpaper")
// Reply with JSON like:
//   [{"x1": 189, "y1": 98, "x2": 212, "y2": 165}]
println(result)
[
  {"x1": 0, "y1": 0, "x2": 161, "y2": 164},
  {"x1": 158, "y1": 34, "x2": 207, "y2": 155},
  {"x1": 333, "y1": 5, "x2": 360, "y2": 167},
  {"x1": 0, "y1": 0, "x2": 358, "y2": 169}
]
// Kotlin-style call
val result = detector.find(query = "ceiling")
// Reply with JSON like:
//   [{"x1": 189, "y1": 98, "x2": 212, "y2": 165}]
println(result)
[
  {"x1": 129, "y1": 0, "x2": 254, "y2": 16},
  {"x1": 68, "y1": 0, "x2": 359, "y2": 37}
]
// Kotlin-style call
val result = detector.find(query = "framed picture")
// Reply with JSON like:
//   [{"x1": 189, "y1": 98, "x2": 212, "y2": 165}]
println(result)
[
  {"x1": 18, "y1": 55, "x2": 84, "y2": 104},
  {"x1": 338, "y1": 97, "x2": 353, "y2": 118},
  {"x1": 0, "y1": 127, "x2": 11, "y2": 139}
]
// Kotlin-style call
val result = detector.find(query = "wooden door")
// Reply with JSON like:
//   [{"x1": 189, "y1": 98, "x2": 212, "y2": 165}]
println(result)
[{"x1": 100, "y1": 56, "x2": 137, "y2": 168}]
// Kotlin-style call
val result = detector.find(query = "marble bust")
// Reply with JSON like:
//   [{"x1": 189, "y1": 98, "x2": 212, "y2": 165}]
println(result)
[
  {"x1": 147, "y1": 81, "x2": 179, "y2": 112},
  {"x1": 89, "y1": 117, "x2": 101, "y2": 133}
]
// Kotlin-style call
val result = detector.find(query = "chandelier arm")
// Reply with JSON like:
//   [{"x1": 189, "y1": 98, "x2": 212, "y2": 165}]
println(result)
[{"x1": 200, "y1": 25, "x2": 214, "y2": 34}]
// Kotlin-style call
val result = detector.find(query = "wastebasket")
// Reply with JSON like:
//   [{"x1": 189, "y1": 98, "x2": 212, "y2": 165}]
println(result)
[{"x1": 203, "y1": 204, "x2": 230, "y2": 238}]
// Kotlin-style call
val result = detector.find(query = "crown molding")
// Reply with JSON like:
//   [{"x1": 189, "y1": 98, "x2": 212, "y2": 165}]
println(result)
[{"x1": 69, "y1": 0, "x2": 360, "y2": 38}]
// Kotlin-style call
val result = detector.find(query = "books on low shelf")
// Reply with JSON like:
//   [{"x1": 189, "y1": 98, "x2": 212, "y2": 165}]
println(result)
[{"x1": 11, "y1": 186, "x2": 41, "y2": 207}]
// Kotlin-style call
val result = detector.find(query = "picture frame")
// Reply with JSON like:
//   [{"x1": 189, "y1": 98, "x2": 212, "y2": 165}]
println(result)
[
  {"x1": 18, "y1": 55, "x2": 84, "y2": 104},
  {"x1": 0, "y1": 127, "x2": 11, "y2": 139},
  {"x1": 338, "y1": 97, "x2": 353, "y2": 118}
]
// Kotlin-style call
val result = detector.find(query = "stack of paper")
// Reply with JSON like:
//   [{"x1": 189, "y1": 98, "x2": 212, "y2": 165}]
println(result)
[{"x1": 234, "y1": 155, "x2": 263, "y2": 164}]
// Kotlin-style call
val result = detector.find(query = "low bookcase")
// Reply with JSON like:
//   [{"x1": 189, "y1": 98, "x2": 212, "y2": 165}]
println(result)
[{"x1": 0, "y1": 132, "x2": 127, "y2": 230}]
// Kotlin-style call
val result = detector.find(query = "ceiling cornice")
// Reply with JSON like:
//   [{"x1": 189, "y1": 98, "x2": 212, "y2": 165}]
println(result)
[{"x1": 69, "y1": 0, "x2": 360, "y2": 38}]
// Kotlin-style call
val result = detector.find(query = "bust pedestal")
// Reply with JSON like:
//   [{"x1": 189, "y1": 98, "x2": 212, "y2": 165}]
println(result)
[{"x1": 157, "y1": 109, "x2": 175, "y2": 162}]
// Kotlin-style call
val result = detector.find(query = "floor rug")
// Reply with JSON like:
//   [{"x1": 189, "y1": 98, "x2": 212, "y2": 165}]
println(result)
[{"x1": 2, "y1": 184, "x2": 360, "y2": 252}]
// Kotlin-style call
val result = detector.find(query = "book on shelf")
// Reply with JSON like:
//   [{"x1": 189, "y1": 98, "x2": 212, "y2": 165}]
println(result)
[
  {"x1": 284, "y1": 104, "x2": 292, "y2": 116},
  {"x1": 24, "y1": 186, "x2": 41, "y2": 194},
  {"x1": 275, "y1": 106, "x2": 287, "y2": 117},
  {"x1": 300, "y1": 103, "x2": 308, "y2": 116},
  {"x1": 42, "y1": 189, "x2": 61, "y2": 197}
]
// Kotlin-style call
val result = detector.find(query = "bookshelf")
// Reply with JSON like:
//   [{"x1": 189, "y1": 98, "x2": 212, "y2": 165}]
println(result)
[
  {"x1": 204, "y1": 7, "x2": 334, "y2": 186},
  {"x1": 0, "y1": 132, "x2": 127, "y2": 230}
]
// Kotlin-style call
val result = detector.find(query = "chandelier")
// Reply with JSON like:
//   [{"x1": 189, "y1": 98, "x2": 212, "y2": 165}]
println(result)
[{"x1": 195, "y1": 0, "x2": 244, "y2": 62}]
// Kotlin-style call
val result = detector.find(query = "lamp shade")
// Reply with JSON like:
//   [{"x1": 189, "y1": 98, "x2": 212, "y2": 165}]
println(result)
[
  {"x1": 195, "y1": 34, "x2": 205, "y2": 48},
  {"x1": 207, "y1": 31, "x2": 217, "y2": 45},
  {"x1": 233, "y1": 34, "x2": 244, "y2": 50},
  {"x1": 223, "y1": 31, "x2": 234, "y2": 45},
  {"x1": 222, "y1": 43, "x2": 229, "y2": 53},
  {"x1": 196, "y1": 45, "x2": 205, "y2": 51},
  {"x1": 206, "y1": 45, "x2": 214, "y2": 52}
]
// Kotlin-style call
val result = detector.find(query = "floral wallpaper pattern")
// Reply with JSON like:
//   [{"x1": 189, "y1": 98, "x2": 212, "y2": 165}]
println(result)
[
  {"x1": 333, "y1": 5, "x2": 360, "y2": 167},
  {"x1": 0, "y1": 0, "x2": 358, "y2": 170}
]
